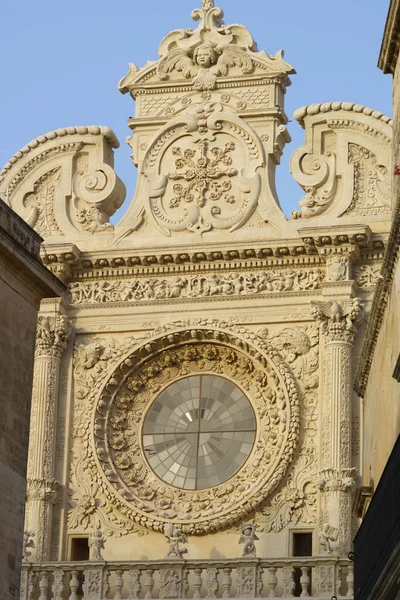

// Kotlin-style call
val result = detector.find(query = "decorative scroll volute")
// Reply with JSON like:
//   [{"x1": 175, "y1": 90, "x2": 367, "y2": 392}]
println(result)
[
  {"x1": 290, "y1": 103, "x2": 392, "y2": 223},
  {"x1": 0, "y1": 127, "x2": 126, "y2": 248}
]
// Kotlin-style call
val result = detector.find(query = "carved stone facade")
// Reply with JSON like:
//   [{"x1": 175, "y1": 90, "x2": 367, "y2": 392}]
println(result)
[{"x1": 1, "y1": 1, "x2": 395, "y2": 598}]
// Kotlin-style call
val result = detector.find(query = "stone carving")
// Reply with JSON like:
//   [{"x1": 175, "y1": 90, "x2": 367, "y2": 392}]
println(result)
[
  {"x1": 291, "y1": 102, "x2": 392, "y2": 220},
  {"x1": 70, "y1": 320, "x2": 301, "y2": 535},
  {"x1": 345, "y1": 144, "x2": 391, "y2": 216},
  {"x1": 236, "y1": 567, "x2": 256, "y2": 597},
  {"x1": 168, "y1": 141, "x2": 237, "y2": 208},
  {"x1": 73, "y1": 337, "x2": 135, "y2": 399},
  {"x1": 83, "y1": 570, "x2": 102, "y2": 598},
  {"x1": 22, "y1": 531, "x2": 35, "y2": 562},
  {"x1": 164, "y1": 524, "x2": 188, "y2": 559},
  {"x1": 120, "y1": 1, "x2": 294, "y2": 94},
  {"x1": 319, "y1": 523, "x2": 339, "y2": 554},
  {"x1": 311, "y1": 298, "x2": 364, "y2": 343},
  {"x1": 36, "y1": 315, "x2": 71, "y2": 358},
  {"x1": 318, "y1": 468, "x2": 356, "y2": 493},
  {"x1": 23, "y1": 169, "x2": 62, "y2": 236},
  {"x1": 69, "y1": 268, "x2": 324, "y2": 305},
  {"x1": 257, "y1": 455, "x2": 317, "y2": 533},
  {"x1": 239, "y1": 524, "x2": 258, "y2": 557},
  {"x1": 161, "y1": 568, "x2": 182, "y2": 599},
  {"x1": 90, "y1": 525, "x2": 105, "y2": 560},
  {"x1": 355, "y1": 264, "x2": 382, "y2": 289},
  {"x1": 51, "y1": 570, "x2": 64, "y2": 600},
  {"x1": 326, "y1": 255, "x2": 348, "y2": 282},
  {"x1": 129, "y1": 570, "x2": 141, "y2": 600},
  {"x1": 206, "y1": 569, "x2": 219, "y2": 599},
  {"x1": 141, "y1": 103, "x2": 264, "y2": 236}
]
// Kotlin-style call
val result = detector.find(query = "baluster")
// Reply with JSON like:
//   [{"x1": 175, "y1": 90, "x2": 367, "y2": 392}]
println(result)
[
  {"x1": 52, "y1": 570, "x2": 64, "y2": 600},
  {"x1": 193, "y1": 568, "x2": 203, "y2": 599},
  {"x1": 144, "y1": 569, "x2": 155, "y2": 600},
  {"x1": 222, "y1": 568, "x2": 232, "y2": 599},
  {"x1": 114, "y1": 570, "x2": 124, "y2": 600},
  {"x1": 39, "y1": 572, "x2": 49, "y2": 600},
  {"x1": 346, "y1": 565, "x2": 354, "y2": 598},
  {"x1": 300, "y1": 567, "x2": 310, "y2": 597},
  {"x1": 69, "y1": 571, "x2": 80, "y2": 600},
  {"x1": 28, "y1": 574, "x2": 37, "y2": 600},
  {"x1": 129, "y1": 569, "x2": 141, "y2": 600},
  {"x1": 267, "y1": 568, "x2": 278, "y2": 598}
]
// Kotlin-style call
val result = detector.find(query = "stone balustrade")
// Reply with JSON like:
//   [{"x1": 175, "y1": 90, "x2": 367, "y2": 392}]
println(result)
[{"x1": 20, "y1": 557, "x2": 354, "y2": 599}]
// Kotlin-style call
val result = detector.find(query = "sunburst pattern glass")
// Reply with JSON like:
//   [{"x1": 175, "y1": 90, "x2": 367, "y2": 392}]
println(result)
[{"x1": 142, "y1": 375, "x2": 256, "y2": 490}]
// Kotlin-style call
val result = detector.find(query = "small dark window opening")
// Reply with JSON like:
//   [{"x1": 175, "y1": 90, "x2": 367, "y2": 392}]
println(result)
[
  {"x1": 70, "y1": 537, "x2": 89, "y2": 561},
  {"x1": 293, "y1": 532, "x2": 313, "y2": 597}
]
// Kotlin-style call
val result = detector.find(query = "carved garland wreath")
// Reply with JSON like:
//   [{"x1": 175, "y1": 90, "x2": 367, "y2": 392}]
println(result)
[{"x1": 92, "y1": 323, "x2": 301, "y2": 534}]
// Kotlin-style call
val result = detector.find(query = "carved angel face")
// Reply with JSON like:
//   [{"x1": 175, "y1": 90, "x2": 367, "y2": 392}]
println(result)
[{"x1": 194, "y1": 44, "x2": 217, "y2": 68}]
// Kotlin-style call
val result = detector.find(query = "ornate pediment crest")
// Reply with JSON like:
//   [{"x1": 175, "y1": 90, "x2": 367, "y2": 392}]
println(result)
[{"x1": 119, "y1": 1, "x2": 294, "y2": 94}]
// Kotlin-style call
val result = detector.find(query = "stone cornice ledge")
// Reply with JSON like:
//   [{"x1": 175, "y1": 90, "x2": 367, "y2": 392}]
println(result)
[
  {"x1": 378, "y1": 0, "x2": 400, "y2": 75},
  {"x1": 355, "y1": 192, "x2": 400, "y2": 397}
]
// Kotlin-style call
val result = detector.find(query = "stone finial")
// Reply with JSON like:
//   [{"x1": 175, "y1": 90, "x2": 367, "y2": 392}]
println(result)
[
  {"x1": 89, "y1": 524, "x2": 105, "y2": 561},
  {"x1": 239, "y1": 523, "x2": 259, "y2": 557},
  {"x1": 164, "y1": 523, "x2": 188, "y2": 559},
  {"x1": 22, "y1": 531, "x2": 35, "y2": 562}
]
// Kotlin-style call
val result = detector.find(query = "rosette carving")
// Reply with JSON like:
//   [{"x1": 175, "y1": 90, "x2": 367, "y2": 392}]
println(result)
[{"x1": 89, "y1": 321, "x2": 301, "y2": 535}]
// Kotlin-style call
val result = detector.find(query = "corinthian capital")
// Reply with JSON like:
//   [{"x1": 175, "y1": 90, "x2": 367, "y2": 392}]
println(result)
[
  {"x1": 35, "y1": 314, "x2": 71, "y2": 358},
  {"x1": 311, "y1": 298, "x2": 364, "y2": 343}
]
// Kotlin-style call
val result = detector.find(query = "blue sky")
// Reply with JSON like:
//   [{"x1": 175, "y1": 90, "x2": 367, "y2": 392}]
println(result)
[{"x1": 0, "y1": 0, "x2": 392, "y2": 220}]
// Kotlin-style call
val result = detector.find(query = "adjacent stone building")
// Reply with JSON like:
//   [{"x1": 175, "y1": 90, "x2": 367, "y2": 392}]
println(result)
[
  {"x1": 0, "y1": 199, "x2": 65, "y2": 600},
  {"x1": 354, "y1": 0, "x2": 400, "y2": 597},
  {"x1": 0, "y1": 1, "x2": 397, "y2": 598}
]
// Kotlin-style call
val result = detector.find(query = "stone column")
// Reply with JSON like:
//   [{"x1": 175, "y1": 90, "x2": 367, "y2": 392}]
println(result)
[
  {"x1": 311, "y1": 297, "x2": 363, "y2": 556},
  {"x1": 25, "y1": 299, "x2": 71, "y2": 561}
]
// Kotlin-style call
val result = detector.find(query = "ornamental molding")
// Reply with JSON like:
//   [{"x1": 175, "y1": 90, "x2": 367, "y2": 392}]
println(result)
[
  {"x1": 68, "y1": 267, "x2": 324, "y2": 306},
  {"x1": 69, "y1": 320, "x2": 301, "y2": 536},
  {"x1": 317, "y1": 468, "x2": 357, "y2": 493}
]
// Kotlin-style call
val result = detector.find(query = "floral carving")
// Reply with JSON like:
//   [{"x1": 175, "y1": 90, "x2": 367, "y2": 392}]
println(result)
[
  {"x1": 345, "y1": 144, "x2": 390, "y2": 216},
  {"x1": 69, "y1": 268, "x2": 324, "y2": 305},
  {"x1": 168, "y1": 141, "x2": 237, "y2": 208}
]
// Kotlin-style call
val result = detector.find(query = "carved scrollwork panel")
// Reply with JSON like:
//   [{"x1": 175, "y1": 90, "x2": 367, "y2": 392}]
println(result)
[{"x1": 142, "y1": 103, "x2": 264, "y2": 237}]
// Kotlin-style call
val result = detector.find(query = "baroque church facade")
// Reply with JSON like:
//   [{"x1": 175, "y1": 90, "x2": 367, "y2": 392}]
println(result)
[{"x1": 1, "y1": 0, "x2": 396, "y2": 598}]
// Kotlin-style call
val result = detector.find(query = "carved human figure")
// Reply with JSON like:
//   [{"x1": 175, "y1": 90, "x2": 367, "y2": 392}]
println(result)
[
  {"x1": 90, "y1": 525, "x2": 105, "y2": 560},
  {"x1": 164, "y1": 523, "x2": 188, "y2": 559},
  {"x1": 193, "y1": 44, "x2": 218, "y2": 69},
  {"x1": 239, "y1": 524, "x2": 259, "y2": 557},
  {"x1": 319, "y1": 523, "x2": 339, "y2": 554},
  {"x1": 22, "y1": 531, "x2": 35, "y2": 562}
]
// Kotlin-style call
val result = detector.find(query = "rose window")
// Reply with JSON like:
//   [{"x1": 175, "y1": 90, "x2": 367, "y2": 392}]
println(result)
[{"x1": 142, "y1": 375, "x2": 256, "y2": 490}]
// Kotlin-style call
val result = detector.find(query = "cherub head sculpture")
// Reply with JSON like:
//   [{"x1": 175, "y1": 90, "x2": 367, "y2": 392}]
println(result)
[{"x1": 193, "y1": 44, "x2": 218, "y2": 69}]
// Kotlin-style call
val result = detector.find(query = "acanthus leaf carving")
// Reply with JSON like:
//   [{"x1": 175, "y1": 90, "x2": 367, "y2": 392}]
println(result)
[{"x1": 36, "y1": 315, "x2": 71, "y2": 359}]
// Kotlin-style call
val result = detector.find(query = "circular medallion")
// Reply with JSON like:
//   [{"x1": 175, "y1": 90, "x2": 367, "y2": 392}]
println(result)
[
  {"x1": 93, "y1": 323, "x2": 301, "y2": 534},
  {"x1": 142, "y1": 375, "x2": 256, "y2": 490}
]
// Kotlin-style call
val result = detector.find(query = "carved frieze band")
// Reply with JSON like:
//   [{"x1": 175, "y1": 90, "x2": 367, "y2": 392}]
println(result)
[{"x1": 69, "y1": 268, "x2": 324, "y2": 305}]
